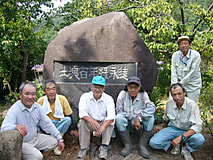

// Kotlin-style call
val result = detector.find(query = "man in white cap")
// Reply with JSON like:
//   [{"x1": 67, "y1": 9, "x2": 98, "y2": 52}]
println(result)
[
  {"x1": 171, "y1": 36, "x2": 202, "y2": 102},
  {"x1": 77, "y1": 76, "x2": 115, "y2": 160}
]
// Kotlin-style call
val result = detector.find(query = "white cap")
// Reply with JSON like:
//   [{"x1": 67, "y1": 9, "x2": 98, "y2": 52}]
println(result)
[{"x1": 177, "y1": 36, "x2": 190, "y2": 43}]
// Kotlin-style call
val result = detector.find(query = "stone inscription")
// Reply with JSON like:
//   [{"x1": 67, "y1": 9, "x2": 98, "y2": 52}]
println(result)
[{"x1": 54, "y1": 61, "x2": 137, "y2": 84}]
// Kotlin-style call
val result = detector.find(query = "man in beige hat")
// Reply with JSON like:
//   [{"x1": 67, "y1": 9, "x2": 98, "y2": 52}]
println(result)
[{"x1": 171, "y1": 36, "x2": 202, "y2": 102}]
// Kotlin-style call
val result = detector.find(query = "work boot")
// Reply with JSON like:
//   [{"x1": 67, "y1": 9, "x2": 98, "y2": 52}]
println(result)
[
  {"x1": 138, "y1": 129, "x2": 151, "y2": 159},
  {"x1": 119, "y1": 130, "x2": 132, "y2": 157},
  {"x1": 54, "y1": 133, "x2": 64, "y2": 156}
]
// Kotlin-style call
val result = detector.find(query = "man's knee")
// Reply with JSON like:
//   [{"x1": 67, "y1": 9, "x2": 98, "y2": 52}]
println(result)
[
  {"x1": 63, "y1": 117, "x2": 71, "y2": 126},
  {"x1": 22, "y1": 149, "x2": 43, "y2": 160}
]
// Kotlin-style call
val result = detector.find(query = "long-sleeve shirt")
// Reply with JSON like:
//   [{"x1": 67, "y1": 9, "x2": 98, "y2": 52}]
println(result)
[
  {"x1": 171, "y1": 49, "x2": 202, "y2": 94},
  {"x1": 79, "y1": 91, "x2": 115, "y2": 125},
  {"x1": 1, "y1": 100, "x2": 61, "y2": 142},
  {"x1": 116, "y1": 90, "x2": 155, "y2": 120},
  {"x1": 163, "y1": 97, "x2": 202, "y2": 133}
]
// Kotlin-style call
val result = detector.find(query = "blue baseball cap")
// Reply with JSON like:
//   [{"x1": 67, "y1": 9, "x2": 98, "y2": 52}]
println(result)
[{"x1": 92, "y1": 76, "x2": 106, "y2": 86}]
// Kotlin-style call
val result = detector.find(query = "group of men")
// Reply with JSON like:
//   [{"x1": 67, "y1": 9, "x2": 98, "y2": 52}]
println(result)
[{"x1": 0, "y1": 35, "x2": 205, "y2": 160}]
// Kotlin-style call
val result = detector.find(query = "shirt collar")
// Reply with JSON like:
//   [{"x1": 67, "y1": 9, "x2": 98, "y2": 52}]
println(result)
[
  {"x1": 173, "y1": 99, "x2": 186, "y2": 110},
  {"x1": 89, "y1": 91, "x2": 104, "y2": 102},
  {"x1": 181, "y1": 49, "x2": 190, "y2": 59},
  {"x1": 18, "y1": 100, "x2": 37, "y2": 111},
  {"x1": 128, "y1": 92, "x2": 140, "y2": 102}
]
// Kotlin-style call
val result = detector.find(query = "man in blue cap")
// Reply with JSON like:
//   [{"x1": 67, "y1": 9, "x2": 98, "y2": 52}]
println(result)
[{"x1": 77, "y1": 76, "x2": 115, "y2": 160}]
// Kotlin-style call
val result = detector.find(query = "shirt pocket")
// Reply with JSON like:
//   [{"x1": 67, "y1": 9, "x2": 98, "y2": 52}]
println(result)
[{"x1": 167, "y1": 113, "x2": 176, "y2": 122}]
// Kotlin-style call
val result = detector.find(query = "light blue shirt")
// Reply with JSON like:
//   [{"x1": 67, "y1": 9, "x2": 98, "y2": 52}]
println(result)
[
  {"x1": 171, "y1": 49, "x2": 202, "y2": 94},
  {"x1": 1, "y1": 100, "x2": 61, "y2": 142},
  {"x1": 116, "y1": 90, "x2": 155, "y2": 120}
]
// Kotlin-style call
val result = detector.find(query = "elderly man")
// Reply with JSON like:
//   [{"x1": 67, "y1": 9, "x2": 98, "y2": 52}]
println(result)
[
  {"x1": 77, "y1": 76, "x2": 115, "y2": 160},
  {"x1": 115, "y1": 76, "x2": 155, "y2": 159},
  {"x1": 1, "y1": 82, "x2": 64, "y2": 160},
  {"x1": 150, "y1": 83, "x2": 205, "y2": 160},
  {"x1": 37, "y1": 80, "x2": 78, "y2": 155},
  {"x1": 171, "y1": 36, "x2": 202, "y2": 102}
]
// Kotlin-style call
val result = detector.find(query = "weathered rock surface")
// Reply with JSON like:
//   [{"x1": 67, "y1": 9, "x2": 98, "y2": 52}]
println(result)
[{"x1": 0, "y1": 130, "x2": 23, "y2": 160}]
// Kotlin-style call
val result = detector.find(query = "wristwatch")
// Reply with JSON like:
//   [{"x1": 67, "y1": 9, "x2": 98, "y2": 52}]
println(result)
[{"x1": 182, "y1": 134, "x2": 186, "y2": 141}]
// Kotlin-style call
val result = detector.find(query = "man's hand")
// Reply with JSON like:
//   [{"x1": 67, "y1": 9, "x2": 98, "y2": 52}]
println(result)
[
  {"x1": 70, "y1": 130, "x2": 79, "y2": 137},
  {"x1": 89, "y1": 119, "x2": 101, "y2": 131},
  {"x1": 16, "y1": 124, "x2": 28, "y2": 137},
  {"x1": 156, "y1": 127, "x2": 163, "y2": 133},
  {"x1": 171, "y1": 135, "x2": 182, "y2": 147},
  {"x1": 134, "y1": 117, "x2": 141, "y2": 131},
  {"x1": 58, "y1": 141, "x2": 65, "y2": 151},
  {"x1": 95, "y1": 125, "x2": 105, "y2": 137}
]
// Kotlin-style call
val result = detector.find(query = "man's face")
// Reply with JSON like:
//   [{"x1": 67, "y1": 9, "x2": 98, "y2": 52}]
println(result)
[
  {"x1": 20, "y1": 84, "x2": 37, "y2": 108},
  {"x1": 171, "y1": 85, "x2": 186, "y2": 108},
  {"x1": 91, "y1": 84, "x2": 105, "y2": 100},
  {"x1": 44, "y1": 83, "x2": 57, "y2": 102},
  {"x1": 179, "y1": 40, "x2": 191, "y2": 55},
  {"x1": 127, "y1": 83, "x2": 140, "y2": 99}
]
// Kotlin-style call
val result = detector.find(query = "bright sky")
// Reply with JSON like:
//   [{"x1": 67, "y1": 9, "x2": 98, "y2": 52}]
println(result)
[
  {"x1": 41, "y1": 0, "x2": 72, "y2": 11},
  {"x1": 52, "y1": 0, "x2": 72, "y2": 8}
]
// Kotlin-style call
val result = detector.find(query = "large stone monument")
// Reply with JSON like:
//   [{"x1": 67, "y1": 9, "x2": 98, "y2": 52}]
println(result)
[{"x1": 43, "y1": 12, "x2": 157, "y2": 120}]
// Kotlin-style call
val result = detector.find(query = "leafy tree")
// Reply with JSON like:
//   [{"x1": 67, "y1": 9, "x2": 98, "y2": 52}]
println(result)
[
  {"x1": 0, "y1": 0, "x2": 51, "y2": 100},
  {"x1": 54, "y1": 0, "x2": 213, "y2": 95}
]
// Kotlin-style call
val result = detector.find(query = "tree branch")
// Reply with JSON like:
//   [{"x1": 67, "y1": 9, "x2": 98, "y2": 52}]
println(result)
[
  {"x1": 177, "y1": 0, "x2": 185, "y2": 25},
  {"x1": 192, "y1": 3, "x2": 213, "y2": 33}
]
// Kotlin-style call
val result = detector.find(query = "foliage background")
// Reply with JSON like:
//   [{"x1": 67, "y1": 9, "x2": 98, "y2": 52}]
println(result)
[{"x1": 0, "y1": 0, "x2": 212, "y2": 132}]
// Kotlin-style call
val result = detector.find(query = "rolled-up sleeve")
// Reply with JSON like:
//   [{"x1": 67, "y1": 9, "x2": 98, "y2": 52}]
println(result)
[
  {"x1": 189, "y1": 104, "x2": 202, "y2": 133},
  {"x1": 105, "y1": 96, "x2": 115, "y2": 121},
  {"x1": 78, "y1": 93, "x2": 90, "y2": 119}
]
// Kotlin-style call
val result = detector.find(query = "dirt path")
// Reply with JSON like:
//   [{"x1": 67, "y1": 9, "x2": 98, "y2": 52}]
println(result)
[{"x1": 43, "y1": 128, "x2": 213, "y2": 160}]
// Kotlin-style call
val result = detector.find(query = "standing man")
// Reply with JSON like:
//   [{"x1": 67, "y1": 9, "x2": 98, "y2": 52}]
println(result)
[
  {"x1": 171, "y1": 36, "x2": 202, "y2": 102},
  {"x1": 115, "y1": 76, "x2": 155, "y2": 159},
  {"x1": 1, "y1": 82, "x2": 64, "y2": 160},
  {"x1": 77, "y1": 76, "x2": 115, "y2": 160},
  {"x1": 149, "y1": 83, "x2": 205, "y2": 160},
  {"x1": 37, "y1": 80, "x2": 78, "y2": 155}
]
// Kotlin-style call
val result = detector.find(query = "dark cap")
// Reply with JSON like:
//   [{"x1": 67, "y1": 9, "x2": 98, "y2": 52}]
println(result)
[{"x1": 127, "y1": 76, "x2": 141, "y2": 86}]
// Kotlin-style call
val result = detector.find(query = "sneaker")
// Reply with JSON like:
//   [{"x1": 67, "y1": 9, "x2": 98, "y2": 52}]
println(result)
[
  {"x1": 77, "y1": 147, "x2": 89, "y2": 159},
  {"x1": 99, "y1": 145, "x2": 108, "y2": 159},
  {"x1": 181, "y1": 147, "x2": 194, "y2": 160},
  {"x1": 54, "y1": 146, "x2": 62, "y2": 156},
  {"x1": 171, "y1": 144, "x2": 180, "y2": 155}
]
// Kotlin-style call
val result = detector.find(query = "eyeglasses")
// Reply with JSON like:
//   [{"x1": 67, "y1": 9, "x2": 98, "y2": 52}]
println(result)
[
  {"x1": 128, "y1": 86, "x2": 139, "y2": 90},
  {"x1": 92, "y1": 85, "x2": 104, "y2": 90}
]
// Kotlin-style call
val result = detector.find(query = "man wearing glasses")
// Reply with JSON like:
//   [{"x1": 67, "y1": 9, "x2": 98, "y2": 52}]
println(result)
[
  {"x1": 171, "y1": 36, "x2": 202, "y2": 102},
  {"x1": 77, "y1": 76, "x2": 115, "y2": 160},
  {"x1": 115, "y1": 76, "x2": 155, "y2": 159}
]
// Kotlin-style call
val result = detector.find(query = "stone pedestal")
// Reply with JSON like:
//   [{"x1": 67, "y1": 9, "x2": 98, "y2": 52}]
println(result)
[{"x1": 0, "y1": 130, "x2": 23, "y2": 160}]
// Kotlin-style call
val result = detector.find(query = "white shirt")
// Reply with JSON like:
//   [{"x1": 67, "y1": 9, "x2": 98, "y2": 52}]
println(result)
[
  {"x1": 78, "y1": 91, "x2": 115, "y2": 124},
  {"x1": 171, "y1": 49, "x2": 202, "y2": 94}
]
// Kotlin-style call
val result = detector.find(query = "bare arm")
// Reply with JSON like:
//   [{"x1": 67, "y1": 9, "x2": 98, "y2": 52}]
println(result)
[{"x1": 171, "y1": 129, "x2": 196, "y2": 147}]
